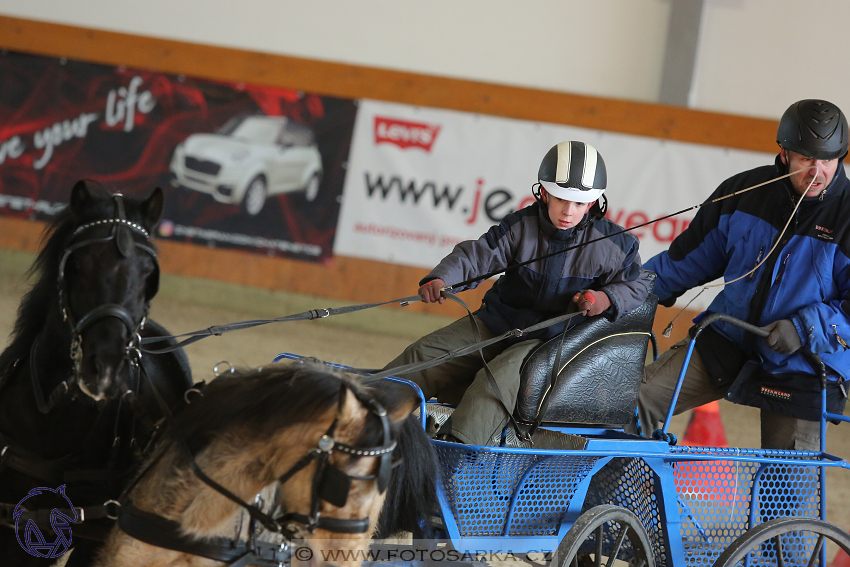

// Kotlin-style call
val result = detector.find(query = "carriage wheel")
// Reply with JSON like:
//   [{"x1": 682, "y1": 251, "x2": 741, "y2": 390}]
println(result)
[
  {"x1": 555, "y1": 505, "x2": 655, "y2": 567},
  {"x1": 711, "y1": 517, "x2": 850, "y2": 567}
]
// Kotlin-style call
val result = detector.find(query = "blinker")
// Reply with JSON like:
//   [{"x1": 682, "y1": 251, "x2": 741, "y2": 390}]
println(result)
[{"x1": 318, "y1": 465, "x2": 351, "y2": 507}]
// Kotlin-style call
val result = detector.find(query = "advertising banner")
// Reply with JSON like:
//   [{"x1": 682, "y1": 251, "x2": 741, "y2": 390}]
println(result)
[
  {"x1": 0, "y1": 50, "x2": 357, "y2": 262},
  {"x1": 335, "y1": 100, "x2": 776, "y2": 310}
]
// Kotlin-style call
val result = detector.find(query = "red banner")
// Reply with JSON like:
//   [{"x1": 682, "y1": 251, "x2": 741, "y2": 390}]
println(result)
[{"x1": 0, "y1": 50, "x2": 358, "y2": 262}]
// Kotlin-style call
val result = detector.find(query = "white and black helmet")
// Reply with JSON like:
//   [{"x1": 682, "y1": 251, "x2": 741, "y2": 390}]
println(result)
[{"x1": 538, "y1": 141, "x2": 607, "y2": 203}]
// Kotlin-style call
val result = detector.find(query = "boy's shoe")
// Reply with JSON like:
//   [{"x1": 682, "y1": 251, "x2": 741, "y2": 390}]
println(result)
[{"x1": 435, "y1": 432, "x2": 463, "y2": 444}]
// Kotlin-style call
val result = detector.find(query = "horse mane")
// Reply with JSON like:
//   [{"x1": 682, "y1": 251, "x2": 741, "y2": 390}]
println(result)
[
  {"x1": 375, "y1": 413, "x2": 439, "y2": 538},
  {"x1": 170, "y1": 361, "x2": 386, "y2": 457},
  {"x1": 0, "y1": 182, "x2": 156, "y2": 383},
  {"x1": 359, "y1": 378, "x2": 439, "y2": 539}
]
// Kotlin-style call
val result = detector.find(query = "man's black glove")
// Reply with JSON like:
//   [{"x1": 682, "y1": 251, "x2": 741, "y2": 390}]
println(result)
[{"x1": 761, "y1": 319, "x2": 802, "y2": 354}]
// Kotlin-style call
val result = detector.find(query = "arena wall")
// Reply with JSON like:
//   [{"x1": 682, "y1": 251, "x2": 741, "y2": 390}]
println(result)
[{"x1": 0, "y1": 15, "x2": 779, "y2": 346}]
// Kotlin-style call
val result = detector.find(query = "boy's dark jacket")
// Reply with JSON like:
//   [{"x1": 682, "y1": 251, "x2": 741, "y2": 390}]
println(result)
[{"x1": 423, "y1": 201, "x2": 652, "y2": 342}]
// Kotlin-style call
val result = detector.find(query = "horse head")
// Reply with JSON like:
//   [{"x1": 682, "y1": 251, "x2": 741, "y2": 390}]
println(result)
[
  {"x1": 60, "y1": 179, "x2": 163, "y2": 402},
  {"x1": 95, "y1": 360, "x2": 432, "y2": 567},
  {"x1": 272, "y1": 369, "x2": 421, "y2": 565}
]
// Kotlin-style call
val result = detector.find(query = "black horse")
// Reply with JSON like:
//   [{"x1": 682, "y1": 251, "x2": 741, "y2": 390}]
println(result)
[{"x1": 0, "y1": 180, "x2": 193, "y2": 566}]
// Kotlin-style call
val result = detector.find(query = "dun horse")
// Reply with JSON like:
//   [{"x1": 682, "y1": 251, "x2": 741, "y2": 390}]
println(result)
[
  {"x1": 0, "y1": 180, "x2": 192, "y2": 566},
  {"x1": 95, "y1": 360, "x2": 438, "y2": 567}
]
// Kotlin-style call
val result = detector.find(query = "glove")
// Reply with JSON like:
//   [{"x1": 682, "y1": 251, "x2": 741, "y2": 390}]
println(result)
[
  {"x1": 761, "y1": 319, "x2": 802, "y2": 354},
  {"x1": 572, "y1": 290, "x2": 611, "y2": 317},
  {"x1": 418, "y1": 279, "x2": 447, "y2": 304}
]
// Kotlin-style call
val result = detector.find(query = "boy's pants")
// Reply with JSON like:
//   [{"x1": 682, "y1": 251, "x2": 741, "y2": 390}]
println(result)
[
  {"x1": 383, "y1": 315, "x2": 541, "y2": 446},
  {"x1": 633, "y1": 339, "x2": 821, "y2": 451}
]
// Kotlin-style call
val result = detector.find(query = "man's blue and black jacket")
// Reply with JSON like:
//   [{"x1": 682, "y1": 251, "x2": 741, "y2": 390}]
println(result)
[{"x1": 648, "y1": 155, "x2": 850, "y2": 420}]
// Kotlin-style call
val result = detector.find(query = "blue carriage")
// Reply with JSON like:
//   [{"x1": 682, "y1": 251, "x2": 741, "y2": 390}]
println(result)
[{"x1": 384, "y1": 292, "x2": 850, "y2": 567}]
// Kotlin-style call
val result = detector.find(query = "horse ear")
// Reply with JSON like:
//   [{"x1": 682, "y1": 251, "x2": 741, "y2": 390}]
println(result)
[
  {"x1": 69, "y1": 180, "x2": 93, "y2": 216},
  {"x1": 370, "y1": 380, "x2": 420, "y2": 424},
  {"x1": 143, "y1": 187, "x2": 164, "y2": 227},
  {"x1": 386, "y1": 395, "x2": 418, "y2": 424}
]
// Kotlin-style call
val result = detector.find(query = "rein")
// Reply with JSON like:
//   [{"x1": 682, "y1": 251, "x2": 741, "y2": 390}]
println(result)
[
  {"x1": 140, "y1": 294, "x2": 423, "y2": 353},
  {"x1": 140, "y1": 168, "x2": 811, "y2": 356}
]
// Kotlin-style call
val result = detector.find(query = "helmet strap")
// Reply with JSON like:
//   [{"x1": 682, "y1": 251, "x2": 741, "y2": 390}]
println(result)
[
  {"x1": 532, "y1": 182, "x2": 544, "y2": 202},
  {"x1": 591, "y1": 194, "x2": 608, "y2": 220}
]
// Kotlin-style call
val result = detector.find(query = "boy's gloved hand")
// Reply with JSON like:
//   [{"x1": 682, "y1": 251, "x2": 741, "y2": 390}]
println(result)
[
  {"x1": 572, "y1": 290, "x2": 611, "y2": 317},
  {"x1": 761, "y1": 319, "x2": 802, "y2": 354},
  {"x1": 419, "y1": 279, "x2": 447, "y2": 304}
]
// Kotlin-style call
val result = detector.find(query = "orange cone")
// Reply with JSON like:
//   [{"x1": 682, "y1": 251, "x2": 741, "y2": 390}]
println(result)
[
  {"x1": 681, "y1": 401, "x2": 728, "y2": 447},
  {"x1": 674, "y1": 401, "x2": 737, "y2": 504}
]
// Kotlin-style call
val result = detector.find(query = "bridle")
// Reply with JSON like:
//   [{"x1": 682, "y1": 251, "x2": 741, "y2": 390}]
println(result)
[
  {"x1": 115, "y1": 371, "x2": 400, "y2": 566},
  {"x1": 273, "y1": 379, "x2": 397, "y2": 536},
  {"x1": 40, "y1": 193, "x2": 160, "y2": 409}
]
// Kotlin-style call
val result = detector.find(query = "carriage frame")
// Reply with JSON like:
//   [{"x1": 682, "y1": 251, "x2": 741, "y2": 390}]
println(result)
[{"x1": 348, "y1": 311, "x2": 850, "y2": 567}]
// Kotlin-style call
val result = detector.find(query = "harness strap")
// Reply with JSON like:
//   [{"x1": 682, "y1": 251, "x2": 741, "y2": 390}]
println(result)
[
  {"x1": 29, "y1": 334, "x2": 76, "y2": 415},
  {"x1": 275, "y1": 512, "x2": 371, "y2": 534},
  {"x1": 118, "y1": 503, "x2": 295, "y2": 567},
  {"x1": 75, "y1": 304, "x2": 137, "y2": 335},
  {"x1": 117, "y1": 503, "x2": 255, "y2": 563},
  {"x1": 0, "y1": 436, "x2": 68, "y2": 486},
  {"x1": 0, "y1": 501, "x2": 118, "y2": 528}
]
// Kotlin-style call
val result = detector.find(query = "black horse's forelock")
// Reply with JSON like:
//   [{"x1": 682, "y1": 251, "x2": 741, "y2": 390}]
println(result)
[{"x1": 0, "y1": 183, "x2": 158, "y2": 384}]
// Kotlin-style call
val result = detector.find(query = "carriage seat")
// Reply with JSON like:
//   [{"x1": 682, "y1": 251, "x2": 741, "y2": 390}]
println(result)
[{"x1": 514, "y1": 281, "x2": 658, "y2": 429}]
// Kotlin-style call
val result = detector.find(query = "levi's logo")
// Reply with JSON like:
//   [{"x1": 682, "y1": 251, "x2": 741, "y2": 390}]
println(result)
[{"x1": 374, "y1": 117, "x2": 441, "y2": 151}]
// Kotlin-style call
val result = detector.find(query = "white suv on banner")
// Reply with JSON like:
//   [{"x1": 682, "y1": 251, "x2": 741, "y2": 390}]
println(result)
[{"x1": 170, "y1": 115, "x2": 323, "y2": 216}]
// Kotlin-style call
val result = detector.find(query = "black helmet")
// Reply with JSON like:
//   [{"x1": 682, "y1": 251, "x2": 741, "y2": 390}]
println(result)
[
  {"x1": 776, "y1": 99, "x2": 849, "y2": 160},
  {"x1": 538, "y1": 141, "x2": 607, "y2": 203}
]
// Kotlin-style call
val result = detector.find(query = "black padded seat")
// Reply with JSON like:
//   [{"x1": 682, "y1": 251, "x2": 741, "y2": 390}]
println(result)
[{"x1": 515, "y1": 290, "x2": 658, "y2": 429}]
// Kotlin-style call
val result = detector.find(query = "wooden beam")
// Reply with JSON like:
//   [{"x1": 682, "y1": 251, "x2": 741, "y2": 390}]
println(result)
[{"x1": 0, "y1": 15, "x2": 778, "y2": 154}]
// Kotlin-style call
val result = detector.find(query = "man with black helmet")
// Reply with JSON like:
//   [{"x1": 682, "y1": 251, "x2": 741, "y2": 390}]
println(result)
[
  {"x1": 383, "y1": 141, "x2": 652, "y2": 445},
  {"x1": 636, "y1": 99, "x2": 850, "y2": 450}
]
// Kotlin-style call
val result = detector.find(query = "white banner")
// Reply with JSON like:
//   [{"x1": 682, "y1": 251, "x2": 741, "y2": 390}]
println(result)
[{"x1": 334, "y1": 100, "x2": 776, "y2": 311}]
